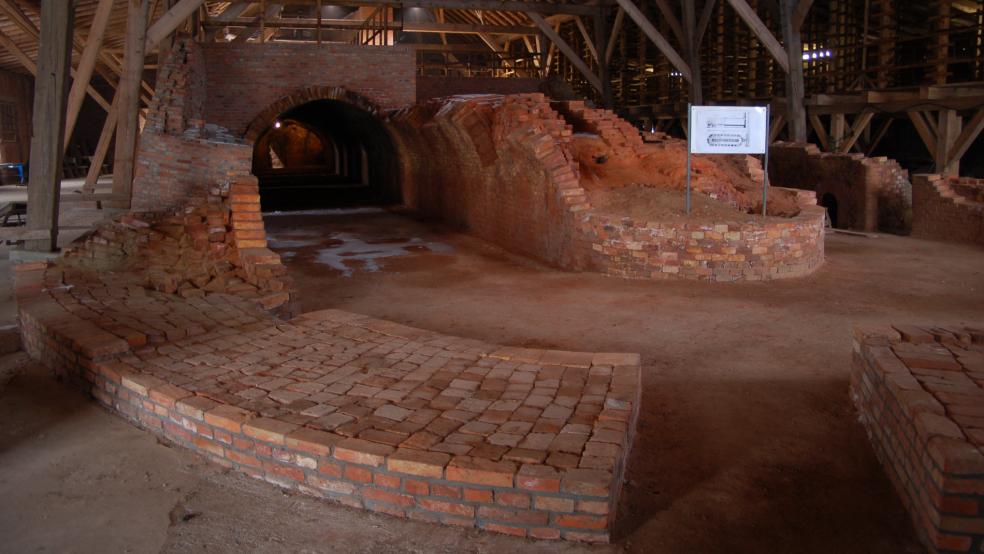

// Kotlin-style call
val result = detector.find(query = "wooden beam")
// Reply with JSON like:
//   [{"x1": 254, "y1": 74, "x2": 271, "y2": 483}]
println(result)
[
  {"x1": 947, "y1": 108, "x2": 984, "y2": 168},
  {"x1": 793, "y1": 0, "x2": 814, "y2": 28},
  {"x1": 528, "y1": 12, "x2": 603, "y2": 93},
  {"x1": 64, "y1": 0, "x2": 114, "y2": 151},
  {"x1": 615, "y1": 0, "x2": 692, "y2": 81},
  {"x1": 146, "y1": 0, "x2": 207, "y2": 49},
  {"x1": 696, "y1": 0, "x2": 717, "y2": 46},
  {"x1": 83, "y1": 100, "x2": 119, "y2": 192},
  {"x1": 682, "y1": 0, "x2": 702, "y2": 103},
  {"x1": 25, "y1": 0, "x2": 73, "y2": 252},
  {"x1": 205, "y1": 1, "x2": 250, "y2": 40},
  {"x1": 780, "y1": 0, "x2": 806, "y2": 141},
  {"x1": 866, "y1": 117, "x2": 893, "y2": 156},
  {"x1": 0, "y1": 28, "x2": 39, "y2": 73},
  {"x1": 770, "y1": 114, "x2": 786, "y2": 142},
  {"x1": 838, "y1": 112, "x2": 874, "y2": 153},
  {"x1": 653, "y1": 0, "x2": 686, "y2": 47},
  {"x1": 112, "y1": 0, "x2": 151, "y2": 208},
  {"x1": 593, "y1": 9, "x2": 613, "y2": 106},
  {"x1": 907, "y1": 111, "x2": 938, "y2": 155},
  {"x1": 725, "y1": 0, "x2": 789, "y2": 73},
  {"x1": 605, "y1": 6, "x2": 624, "y2": 65},
  {"x1": 314, "y1": 0, "x2": 600, "y2": 15},
  {"x1": 809, "y1": 113, "x2": 831, "y2": 151},
  {"x1": 574, "y1": 16, "x2": 599, "y2": 64}
]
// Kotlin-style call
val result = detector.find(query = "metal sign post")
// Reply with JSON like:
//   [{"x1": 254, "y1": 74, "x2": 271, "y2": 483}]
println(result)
[{"x1": 685, "y1": 105, "x2": 771, "y2": 217}]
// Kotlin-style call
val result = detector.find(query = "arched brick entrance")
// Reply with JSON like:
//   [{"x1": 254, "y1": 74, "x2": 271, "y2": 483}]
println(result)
[{"x1": 243, "y1": 86, "x2": 383, "y2": 144}]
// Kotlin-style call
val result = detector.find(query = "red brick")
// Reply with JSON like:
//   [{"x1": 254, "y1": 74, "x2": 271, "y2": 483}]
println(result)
[
  {"x1": 286, "y1": 427, "x2": 342, "y2": 457},
  {"x1": 495, "y1": 491, "x2": 530, "y2": 508},
  {"x1": 243, "y1": 417, "x2": 299, "y2": 445},
  {"x1": 446, "y1": 457, "x2": 515, "y2": 487},
  {"x1": 334, "y1": 438, "x2": 394, "y2": 467},
  {"x1": 386, "y1": 448, "x2": 449, "y2": 478},
  {"x1": 417, "y1": 498, "x2": 475, "y2": 518},
  {"x1": 477, "y1": 506, "x2": 548, "y2": 526},
  {"x1": 345, "y1": 465, "x2": 373, "y2": 483},
  {"x1": 405, "y1": 479, "x2": 429, "y2": 495},
  {"x1": 480, "y1": 522, "x2": 526, "y2": 537},
  {"x1": 205, "y1": 404, "x2": 253, "y2": 433},
  {"x1": 463, "y1": 488, "x2": 493, "y2": 503},
  {"x1": 517, "y1": 464, "x2": 561, "y2": 492},
  {"x1": 555, "y1": 514, "x2": 608, "y2": 530},
  {"x1": 431, "y1": 484, "x2": 462, "y2": 499},
  {"x1": 362, "y1": 487, "x2": 415, "y2": 507}
]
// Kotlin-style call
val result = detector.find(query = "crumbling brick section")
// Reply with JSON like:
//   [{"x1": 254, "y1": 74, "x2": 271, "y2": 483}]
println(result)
[
  {"x1": 769, "y1": 142, "x2": 913, "y2": 233},
  {"x1": 851, "y1": 323, "x2": 984, "y2": 553},
  {"x1": 132, "y1": 37, "x2": 255, "y2": 213},
  {"x1": 912, "y1": 175, "x2": 984, "y2": 246},
  {"x1": 62, "y1": 179, "x2": 294, "y2": 317}
]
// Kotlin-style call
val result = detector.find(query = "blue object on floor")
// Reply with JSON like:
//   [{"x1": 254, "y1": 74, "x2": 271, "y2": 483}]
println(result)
[{"x1": 1, "y1": 163, "x2": 25, "y2": 184}]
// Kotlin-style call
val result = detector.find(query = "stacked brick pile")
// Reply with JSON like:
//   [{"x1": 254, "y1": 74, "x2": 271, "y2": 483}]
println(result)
[
  {"x1": 851, "y1": 323, "x2": 984, "y2": 553},
  {"x1": 769, "y1": 142, "x2": 913, "y2": 233},
  {"x1": 553, "y1": 100, "x2": 645, "y2": 158},
  {"x1": 16, "y1": 257, "x2": 642, "y2": 542},
  {"x1": 62, "y1": 178, "x2": 294, "y2": 317},
  {"x1": 912, "y1": 175, "x2": 984, "y2": 246}
]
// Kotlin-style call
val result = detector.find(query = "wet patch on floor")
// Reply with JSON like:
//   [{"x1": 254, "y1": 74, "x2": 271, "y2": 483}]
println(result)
[{"x1": 265, "y1": 214, "x2": 454, "y2": 277}]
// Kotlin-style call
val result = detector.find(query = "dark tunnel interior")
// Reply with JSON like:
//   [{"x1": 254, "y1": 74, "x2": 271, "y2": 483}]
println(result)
[{"x1": 251, "y1": 99, "x2": 400, "y2": 211}]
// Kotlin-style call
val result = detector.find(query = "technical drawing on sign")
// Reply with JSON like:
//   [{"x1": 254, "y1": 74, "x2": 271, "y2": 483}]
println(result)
[{"x1": 704, "y1": 112, "x2": 750, "y2": 148}]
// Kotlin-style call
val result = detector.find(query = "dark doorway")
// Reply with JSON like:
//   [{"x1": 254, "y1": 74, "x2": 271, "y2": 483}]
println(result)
[
  {"x1": 821, "y1": 193, "x2": 839, "y2": 228},
  {"x1": 252, "y1": 99, "x2": 400, "y2": 211}
]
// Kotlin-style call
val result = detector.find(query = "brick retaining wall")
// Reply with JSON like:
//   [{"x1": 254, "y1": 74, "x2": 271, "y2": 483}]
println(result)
[
  {"x1": 912, "y1": 175, "x2": 984, "y2": 246},
  {"x1": 851, "y1": 324, "x2": 984, "y2": 553}
]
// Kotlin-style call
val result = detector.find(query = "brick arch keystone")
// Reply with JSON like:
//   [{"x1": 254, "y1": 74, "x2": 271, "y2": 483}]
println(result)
[{"x1": 242, "y1": 86, "x2": 383, "y2": 143}]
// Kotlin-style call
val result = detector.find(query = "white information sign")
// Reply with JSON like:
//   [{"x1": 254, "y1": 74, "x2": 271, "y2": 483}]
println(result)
[{"x1": 688, "y1": 105, "x2": 769, "y2": 154}]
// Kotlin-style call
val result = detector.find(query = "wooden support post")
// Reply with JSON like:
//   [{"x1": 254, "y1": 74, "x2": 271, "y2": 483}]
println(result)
[
  {"x1": 830, "y1": 113, "x2": 846, "y2": 151},
  {"x1": 574, "y1": 16, "x2": 599, "y2": 64},
  {"x1": 936, "y1": 108, "x2": 961, "y2": 176},
  {"x1": 781, "y1": 0, "x2": 807, "y2": 142},
  {"x1": 682, "y1": 0, "x2": 702, "y2": 104},
  {"x1": 112, "y1": 0, "x2": 151, "y2": 208},
  {"x1": 64, "y1": 0, "x2": 114, "y2": 150},
  {"x1": 26, "y1": 0, "x2": 74, "y2": 252}
]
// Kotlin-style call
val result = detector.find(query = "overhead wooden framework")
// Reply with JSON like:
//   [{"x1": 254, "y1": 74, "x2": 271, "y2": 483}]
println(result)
[{"x1": 4, "y1": 0, "x2": 984, "y2": 253}]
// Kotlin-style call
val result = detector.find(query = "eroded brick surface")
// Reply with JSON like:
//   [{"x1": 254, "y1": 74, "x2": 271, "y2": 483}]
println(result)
[{"x1": 851, "y1": 323, "x2": 984, "y2": 553}]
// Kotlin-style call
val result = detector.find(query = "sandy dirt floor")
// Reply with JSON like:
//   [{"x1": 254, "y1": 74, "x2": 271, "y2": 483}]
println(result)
[{"x1": 3, "y1": 207, "x2": 983, "y2": 553}]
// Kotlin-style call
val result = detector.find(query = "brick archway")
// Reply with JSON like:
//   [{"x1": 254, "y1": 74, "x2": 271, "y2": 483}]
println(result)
[{"x1": 242, "y1": 86, "x2": 383, "y2": 144}]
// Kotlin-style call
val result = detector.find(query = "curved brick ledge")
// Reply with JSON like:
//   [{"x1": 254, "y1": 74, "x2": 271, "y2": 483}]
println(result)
[
  {"x1": 851, "y1": 324, "x2": 984, "y2": 553},
  {"x1": 15, "y1": 262, "x2": 641, "y2": 543},
  {"x1": 583, "y1": 203, "x2": 827, "y2": 282}
]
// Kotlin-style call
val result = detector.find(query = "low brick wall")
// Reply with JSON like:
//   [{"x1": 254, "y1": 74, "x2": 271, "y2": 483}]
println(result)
[
  {"x1": 912, "y1": 175, "x2": 984, "y2": 246},
  {"x1": 769, "y1": 142, "x2": 912, "y2": 233},
  {"x1": 583, "y1": 201, "x2": 826, "y2": 282},
  {"x1": 16, "y1": 253, "x2": 641, "y2": 542},
  {"x1": 851, "y1": 324, "x2": 984, "y2": 553}
]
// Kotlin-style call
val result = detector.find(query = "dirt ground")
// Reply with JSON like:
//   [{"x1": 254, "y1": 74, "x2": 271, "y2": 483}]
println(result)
[{"x1": 3, "y1": 208, "x2": 983, "y2": 553}]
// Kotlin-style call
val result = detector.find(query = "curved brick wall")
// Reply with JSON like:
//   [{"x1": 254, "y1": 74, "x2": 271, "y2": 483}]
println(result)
[
  {"x1": 388, "y1": 95, "x2": 825, "y2": 282},
  {"x1": 583, "y1": 203, "x2": 826, "y2": 281}
]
